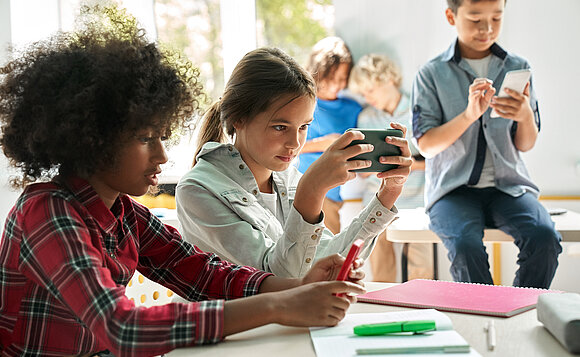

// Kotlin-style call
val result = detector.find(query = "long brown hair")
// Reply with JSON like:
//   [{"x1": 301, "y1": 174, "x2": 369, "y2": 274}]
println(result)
[{"x1": 193, "y1": 47, "x2": 316, "y2": 165}]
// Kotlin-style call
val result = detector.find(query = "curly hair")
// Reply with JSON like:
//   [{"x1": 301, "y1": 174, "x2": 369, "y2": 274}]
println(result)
[
  {"x1": 349, "y1": 54, "x2": 403, "y2": 95},
  {"x1": 305, "y1": 37, "x2": 353, "y2": 85},
  {"x1": 0, "y1": 4, "x2": 205, "y2": 188}
]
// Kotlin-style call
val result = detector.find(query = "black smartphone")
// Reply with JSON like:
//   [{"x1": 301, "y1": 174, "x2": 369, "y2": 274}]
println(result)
[{"x1": 346, "y1": 128, "x2": 403, "y2": 172}]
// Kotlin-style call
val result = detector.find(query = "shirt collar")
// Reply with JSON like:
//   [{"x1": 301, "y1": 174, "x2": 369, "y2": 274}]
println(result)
[
  {"x1": 444, "y1": 38, "x2": 507, "y2": 64},
  {"x1": 63, "y1": 176, "x2": 124, "y2": 233}
]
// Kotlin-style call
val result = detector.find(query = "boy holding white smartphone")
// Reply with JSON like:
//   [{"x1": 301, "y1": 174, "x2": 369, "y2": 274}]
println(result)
[{"x1": 410, "y1": 0, "x2": 562, "y2": 288}]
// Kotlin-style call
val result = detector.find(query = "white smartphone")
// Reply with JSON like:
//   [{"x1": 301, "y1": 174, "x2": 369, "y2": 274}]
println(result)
[{"x1": 490, "y1": 68, "x2": 532, "y2": 118}]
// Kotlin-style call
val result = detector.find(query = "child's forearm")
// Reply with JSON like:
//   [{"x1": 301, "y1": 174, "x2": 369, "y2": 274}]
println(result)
[
  {"x1": 222, "y1": 276, "x2": 300, "y2": 336},
  {"x1": 513, "y1": 112, "x2": 538, "y2": 152},
  {"x1": 223, "y1": 293, "x2": 278, "y2": 336},
  {"x1": 258, "y1": 275, "x2": 301, "y2": 293},
  {"x1": 417, "y1": 111, "x2": 476, "y2": 158},
  {"x1": 293, "y1": 179, "x2": 326, "y2": 224}
]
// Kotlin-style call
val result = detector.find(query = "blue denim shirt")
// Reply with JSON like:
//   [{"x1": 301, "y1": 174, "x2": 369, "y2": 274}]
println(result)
[{"x1": 411, "y1": 39, "x2": 540, "y2": 210}]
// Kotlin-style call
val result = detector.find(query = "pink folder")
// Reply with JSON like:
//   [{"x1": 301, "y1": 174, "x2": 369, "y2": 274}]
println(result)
[{"x1": 357, "y1": 279, "x2": 561, "y2": 317}]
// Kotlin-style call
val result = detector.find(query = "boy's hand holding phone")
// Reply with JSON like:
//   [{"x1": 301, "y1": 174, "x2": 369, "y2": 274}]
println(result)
[{"x1": 490, "y1": 68, "x2": 533, "y2": 122}]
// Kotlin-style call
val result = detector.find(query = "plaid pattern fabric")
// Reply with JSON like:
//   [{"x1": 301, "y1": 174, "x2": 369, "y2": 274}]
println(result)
[{"x1": 0, "y1": 177, "x2": 271, "y2": 356}]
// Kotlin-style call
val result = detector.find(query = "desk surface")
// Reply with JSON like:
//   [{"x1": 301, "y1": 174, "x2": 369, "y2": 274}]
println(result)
[
  {"x1": 387, "y1": 208, "x2": 580, "y2": 243},
  {"x1": 166, "y1": 282, "x2": 572, "y2": 357}
]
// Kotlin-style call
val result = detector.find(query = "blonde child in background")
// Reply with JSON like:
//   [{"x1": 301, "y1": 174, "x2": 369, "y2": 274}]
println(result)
[{"x1": 345, "y1": 53, "x2": 433, "y2": 282}]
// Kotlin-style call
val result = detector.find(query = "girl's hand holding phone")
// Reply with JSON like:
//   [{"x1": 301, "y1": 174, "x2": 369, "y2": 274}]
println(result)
[
  {"x1": 295, "y1": 130, "x2": 374, "y2": 223},
  {"x1": 303, "y1": 130, "x2": 375, "y2": 193},
  {"x1": 374, "y1": 122, "x2": 412, "y2": 209}
]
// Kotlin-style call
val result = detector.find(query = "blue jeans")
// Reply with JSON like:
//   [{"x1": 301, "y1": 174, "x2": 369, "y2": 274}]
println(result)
[{"x1": 428, "y1": 186, "x2": 562, "y2": 288}]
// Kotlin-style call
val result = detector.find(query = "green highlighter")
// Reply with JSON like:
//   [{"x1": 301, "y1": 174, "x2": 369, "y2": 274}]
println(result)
[{"x1": 353, "y1": 320, "x2": 436, "y2": 336}]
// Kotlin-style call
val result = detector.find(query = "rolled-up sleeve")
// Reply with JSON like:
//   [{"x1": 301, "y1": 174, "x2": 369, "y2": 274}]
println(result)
[{"x1": 411, "y1": 66, "x2": 443, "y2": 141}]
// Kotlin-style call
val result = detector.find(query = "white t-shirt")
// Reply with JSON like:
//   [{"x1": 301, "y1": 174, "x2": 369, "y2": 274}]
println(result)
[{"x1": 464, "y1": 55, "x2": 495, "y2": 188}]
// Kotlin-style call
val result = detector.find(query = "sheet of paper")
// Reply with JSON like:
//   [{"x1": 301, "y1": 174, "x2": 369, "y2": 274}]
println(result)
[{"x1": 309, "y1": 309, "x2": 480, "y2": 357}]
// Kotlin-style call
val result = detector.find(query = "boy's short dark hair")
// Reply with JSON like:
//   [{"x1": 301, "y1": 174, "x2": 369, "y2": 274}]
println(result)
[
  {"x1": 306, "y1": 36, "x2": 353, "y2": 85},
  {"x1": 447, "y1": 0, "x2": 506, "y2": 13},
  {"x1": 0, "y1": 5, "x2": 204, "y2": 188}
]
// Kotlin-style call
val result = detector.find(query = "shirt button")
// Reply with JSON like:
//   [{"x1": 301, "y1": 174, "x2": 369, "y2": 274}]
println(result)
[
  {"x1": 315, "y1": 228, "x2": 321, "y2": 233},
  {"x1": 376, "y1": 211, "x2": 382, "y2": 217},
  {"x1": 369, "y1": 218, "x2": 376, "y2": 224},
  {"x1": 228, "y1": 146, "x2": 233, "y2": 151},
  {"x1": 242, "y1": 197, "x2": 248, "y2": 202},
  {"x1": 281, "y1": 192, "x2": 286, "y2": 197},
  {"x1": 311, "y1": 234, "x2": 317, "y2": 240},
  {"x1": 109, "y1": 252, "x2": 115, "y2": 258},
  {"x1": 305, "y1": 258, "x2": 312, "y2": 263},
  {"x1": 252, "y1": 189, "x2": 258, "y2": 195},
  {"x1": 239, "y1": 164, "x2": 244, "y2": 170}
]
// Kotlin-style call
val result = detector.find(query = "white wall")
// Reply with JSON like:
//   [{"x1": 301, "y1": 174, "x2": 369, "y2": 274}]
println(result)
[
  {"x1": 334, "y1": 0, "x2": 580, "y2": 197},
  {"x1": 0, "y1": 0, "x2": 21, "y2": 228}
]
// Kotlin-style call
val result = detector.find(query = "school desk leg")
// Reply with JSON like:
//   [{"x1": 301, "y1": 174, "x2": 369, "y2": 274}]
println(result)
[
  {"x1": 433, "y1": 243, "x2": 439, "y2": 280},
  {"x1": 401, "y1": 243, "x2": 409, "y2": 282}
]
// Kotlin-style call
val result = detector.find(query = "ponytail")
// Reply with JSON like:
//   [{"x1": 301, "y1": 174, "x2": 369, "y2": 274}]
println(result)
[{"x1": 192, "y1": 100, "x2": 225, "y2": 166}]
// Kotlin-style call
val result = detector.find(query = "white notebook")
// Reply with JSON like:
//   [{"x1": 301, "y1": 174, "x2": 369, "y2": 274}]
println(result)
[{"x1": 309, "y1": 309, "x2": 480, "y2": 357}]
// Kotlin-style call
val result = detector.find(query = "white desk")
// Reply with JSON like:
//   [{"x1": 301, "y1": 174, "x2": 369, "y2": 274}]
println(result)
[
  {"x1": 166, "y1": 282, "x2": 573, "y2": 357},
  {"x1": 386, "y1": 209, "x2": 580, "y2": 281},
  {"x1": 387, "y1": 208, "x2": 580, "y2": 243}
]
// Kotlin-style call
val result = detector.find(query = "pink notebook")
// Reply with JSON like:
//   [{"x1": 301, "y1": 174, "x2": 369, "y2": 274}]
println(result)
[{"x1": 358, "y1": 279, "x2": 560, "y2": 317}]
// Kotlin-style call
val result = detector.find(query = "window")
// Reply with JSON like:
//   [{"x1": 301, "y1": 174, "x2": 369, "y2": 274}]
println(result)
[
  {"x1": 5, "y1": 0, "x2": 336, "y2": 184},
  {"x1": 256, "y1": 0, "x2": 334, "y2": 67}
]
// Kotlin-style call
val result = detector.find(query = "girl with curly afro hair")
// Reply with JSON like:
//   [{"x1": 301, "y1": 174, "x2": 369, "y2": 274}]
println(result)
[{"x1": 0, "y1": 5, "x2": 365, "y2": 356}]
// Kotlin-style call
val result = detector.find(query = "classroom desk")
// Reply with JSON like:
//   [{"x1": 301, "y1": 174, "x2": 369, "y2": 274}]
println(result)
[
  {"x1": 386, "y1": 209, "x2": 580, "y2": 281},
  {"x1": 387, "y1": 208, "x2": 580, "y2": 243},
  {"x1": 166, "y1": 282, "x2": 573, "y2": 357}
]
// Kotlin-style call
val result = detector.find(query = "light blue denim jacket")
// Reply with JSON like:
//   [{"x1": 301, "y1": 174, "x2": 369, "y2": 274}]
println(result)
[
  {"x1": 411, "y1": 40, "x2": 540, "y2": 210},
  {"x1": 175, "y1": 142, "x2": 397, "y2": 277}
]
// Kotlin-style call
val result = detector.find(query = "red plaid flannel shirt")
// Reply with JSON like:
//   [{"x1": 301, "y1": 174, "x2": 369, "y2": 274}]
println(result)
[{"x1": 0, "y1": 177, "x2": 271, "y2": 356}]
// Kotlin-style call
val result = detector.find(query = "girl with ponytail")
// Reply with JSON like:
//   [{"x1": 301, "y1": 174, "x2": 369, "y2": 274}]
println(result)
[{"x1": 176, "y1": 47, "x2": 412, "y2": 278}]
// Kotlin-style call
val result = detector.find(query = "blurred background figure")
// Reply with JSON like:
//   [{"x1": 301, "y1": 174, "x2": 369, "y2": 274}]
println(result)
[
  {"x1": 297, "y1": 37, "x2": 362, "y2": 234},
  {"x1": 344, "y1": 53, "x2": 433, "y2": 282}
]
